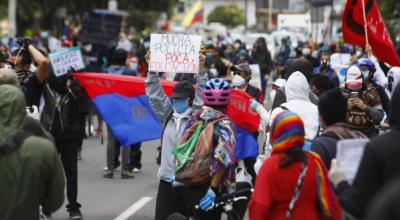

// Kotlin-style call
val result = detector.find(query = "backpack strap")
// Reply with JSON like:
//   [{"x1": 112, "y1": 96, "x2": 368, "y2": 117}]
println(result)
[{"x1": 0, "y1": 131, "x2": 32, "y2": 159}]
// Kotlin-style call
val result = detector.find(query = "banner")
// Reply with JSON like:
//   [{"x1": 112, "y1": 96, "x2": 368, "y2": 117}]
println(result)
[
  {"x1": 149, "y1": 34, "x2": 201, "y2": 74},
  {"x1": 74, "y1": 73, "x2": 260, "y2": 156},
  {"x1": 49, "y1": 47, "x2": 85, "y2": 77},
  {"x1": 342, "y1": 0, "x2": 400, "y2": 66}
]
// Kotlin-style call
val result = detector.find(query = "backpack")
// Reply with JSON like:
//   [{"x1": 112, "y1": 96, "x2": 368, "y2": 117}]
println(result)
[{"x1": 172, "y1": 117, "x2": 227, "y2": 185}]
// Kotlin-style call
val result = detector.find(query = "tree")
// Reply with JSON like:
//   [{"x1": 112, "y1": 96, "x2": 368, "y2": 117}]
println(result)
[
  {"x1": 0, "y1": 0, "x2": 177, "y2": 36},
  {"x1": 207, "y1": 4, "x2": 245, "y2": 28}
]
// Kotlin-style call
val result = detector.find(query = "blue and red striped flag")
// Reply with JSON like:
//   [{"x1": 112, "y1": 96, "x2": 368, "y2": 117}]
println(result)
[{"x1": 74, "y1": 73, "x2": 260, "y2": 159}]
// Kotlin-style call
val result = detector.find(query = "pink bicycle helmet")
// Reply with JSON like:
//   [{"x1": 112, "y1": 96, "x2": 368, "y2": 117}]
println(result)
[{"x1": 201, "y1": 78, "x2": 231, "y2": 106}]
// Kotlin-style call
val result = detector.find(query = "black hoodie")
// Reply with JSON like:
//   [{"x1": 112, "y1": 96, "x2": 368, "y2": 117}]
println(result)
[{"x1": 336, "y1": 85, "x2": 400, "y2": 218}]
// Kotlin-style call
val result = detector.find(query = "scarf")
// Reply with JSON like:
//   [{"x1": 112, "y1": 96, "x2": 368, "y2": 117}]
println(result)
[{"x1": 270, "y1": 110, "x2": 335, "y2": 219}]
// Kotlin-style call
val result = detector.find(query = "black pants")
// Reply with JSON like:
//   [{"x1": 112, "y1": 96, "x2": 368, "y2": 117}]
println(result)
[
  {"x1": 130, "y1": 142, "x2": 142, "y2": 169},
  {"x1": 155, "y1": 180, "x2": 178, "y2": 220},
  {"x1": 113, "y1": 142, "x2": 142, "y2": 170},
  {"x1": 244, "y1": 157, "x2": 257, "y2": 185},
  {"x1": 55, "y1": 138, "x2": 82, "y2": 211}
]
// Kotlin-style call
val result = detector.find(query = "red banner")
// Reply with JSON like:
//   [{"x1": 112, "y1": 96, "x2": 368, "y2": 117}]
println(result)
[
  {"x1": 342, "y1": 0, "x2": 400, "y2": 66},
  {"x1": 74, "y1": 73, "x2": 260, "y2": 133}
]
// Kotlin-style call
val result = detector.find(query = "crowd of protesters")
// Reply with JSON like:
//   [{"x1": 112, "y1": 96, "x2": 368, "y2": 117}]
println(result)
[{"x1": 0, "y1": 25, "x2": 400, "y2": 220}]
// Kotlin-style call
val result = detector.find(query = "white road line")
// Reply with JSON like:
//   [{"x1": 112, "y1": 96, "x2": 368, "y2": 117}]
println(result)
[{"x1": 114, "y1": 197, "x2": 153, "y2": 220}]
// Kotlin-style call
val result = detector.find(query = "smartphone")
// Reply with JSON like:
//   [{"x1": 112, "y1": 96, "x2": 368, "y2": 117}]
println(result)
[{"x1": 350, "y1": 92, "x2": 359, "y2": 98}]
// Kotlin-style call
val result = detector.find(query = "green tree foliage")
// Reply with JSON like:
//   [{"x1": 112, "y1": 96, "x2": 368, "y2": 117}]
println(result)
[
  {"x1": 207, "y1": 4, "x2": 245, "y2": 28},
  {"x1": 0, "y1": 0, "x2": 176, "y2": 35}
]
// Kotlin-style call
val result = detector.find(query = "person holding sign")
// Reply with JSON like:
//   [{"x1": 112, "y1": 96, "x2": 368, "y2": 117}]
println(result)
[
  {"x1": 232, "y1": 63, "x2": 263, "y2": 184},
  {"x1": 145, "y1": 49, "x2": 209, "y2": 220}
]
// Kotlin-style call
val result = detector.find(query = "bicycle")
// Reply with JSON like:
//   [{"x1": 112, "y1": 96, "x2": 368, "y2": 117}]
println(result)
[{"x1": 169, "y1": 182, "x2": 253, "y2": 220}]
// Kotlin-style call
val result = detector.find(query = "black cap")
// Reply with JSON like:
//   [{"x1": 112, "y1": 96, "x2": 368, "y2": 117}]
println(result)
[
  {"x1": 172, "y1": 81, "x2": 195, "y2": 99},
  {"x1": 233, "y1": 63, "x2": 252, "y2": 76}
]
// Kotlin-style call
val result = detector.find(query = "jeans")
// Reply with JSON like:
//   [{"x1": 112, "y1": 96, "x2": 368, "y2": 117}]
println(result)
[
  {"x1": 106, "y1": 126, "x2": 130, "y2": 171},
  {"x1": 55, "y1": 138, "x2": 82, "y2": 211}
]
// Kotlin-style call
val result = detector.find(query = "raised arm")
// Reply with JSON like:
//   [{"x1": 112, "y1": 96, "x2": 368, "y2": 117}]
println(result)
[{"x1": 29, "y1": 44, "x2": 49, "y2": 84}]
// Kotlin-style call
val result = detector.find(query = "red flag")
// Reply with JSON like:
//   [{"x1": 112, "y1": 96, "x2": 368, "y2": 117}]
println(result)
[{"x1": 342, "y1": 0, "x2": 400, "y2": 66}]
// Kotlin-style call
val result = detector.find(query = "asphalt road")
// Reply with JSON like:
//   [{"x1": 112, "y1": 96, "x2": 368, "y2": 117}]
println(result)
[{"x1": 51, "y1": 136, "x2": 161, "y2": 220}]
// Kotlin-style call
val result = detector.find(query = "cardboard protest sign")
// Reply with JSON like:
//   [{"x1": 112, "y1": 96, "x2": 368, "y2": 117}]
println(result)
[
  {"x1": 149, "y1": 34, "x2": 201, "y2": 74},
  {"x1": 336, "y1": 139, "x2": 369, "y2": 185},
  {"x1": 249, "y1": 64, "x2": 262, "y2": 89},
  {"x1": 49, "y1": 47, "x2": 86, "y2": 77}
]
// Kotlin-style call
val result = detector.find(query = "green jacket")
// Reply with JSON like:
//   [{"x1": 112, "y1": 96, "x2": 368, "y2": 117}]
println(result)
[{"x1": 0, "y1": 84, "x2": 65, "y2": 220}]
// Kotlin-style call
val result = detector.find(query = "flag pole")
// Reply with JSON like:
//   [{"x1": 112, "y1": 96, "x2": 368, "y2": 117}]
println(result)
[{"x1": 361, "y1": 0, "x2": 371, "y2": 57}]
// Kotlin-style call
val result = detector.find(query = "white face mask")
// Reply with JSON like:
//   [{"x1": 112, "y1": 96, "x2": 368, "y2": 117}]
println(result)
[
  {"x1": 269, "y1": 89, "x2": 277, "y2": 101},
  {"x1": 209, "y1": 68, "x2": 218, "y2": 78},
  {"x1": 232, "y1": 74, "x2": 247, "y2": 87}
]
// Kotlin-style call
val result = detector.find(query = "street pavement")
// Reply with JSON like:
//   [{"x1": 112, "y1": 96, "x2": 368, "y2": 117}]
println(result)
[{"x1": 51, "y1": 136, "x2": 161, "y2": 220}]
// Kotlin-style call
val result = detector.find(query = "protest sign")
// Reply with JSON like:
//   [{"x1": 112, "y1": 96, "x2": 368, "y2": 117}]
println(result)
[
  {"x1": 249, "y1": 64, "x2": 262, "y2": 89},
  {"x1": 336, "y1": 139, "x2": 369, "y2": 185},
  {"x1": 149, "y1": 34, "x2": 201, "y2": 74},
  {"x1": 80, "y1": 11, "x2": 122, "y2": 47},
  {"x1": 49, "y1": 47, "x2": 85, "y2": 77}
]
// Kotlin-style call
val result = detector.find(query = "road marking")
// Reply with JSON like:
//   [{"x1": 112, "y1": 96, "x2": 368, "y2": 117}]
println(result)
[{"x1": 114, "y1": 197, "x2": 153, "y2": 220}]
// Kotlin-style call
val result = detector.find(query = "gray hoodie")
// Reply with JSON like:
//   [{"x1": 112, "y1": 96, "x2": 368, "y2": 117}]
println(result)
[{"x1": 145, "y1": 71, "x2": 208, "y2": 182}]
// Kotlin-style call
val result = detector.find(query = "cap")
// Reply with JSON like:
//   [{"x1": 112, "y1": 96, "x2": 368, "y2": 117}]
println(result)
[
  {"x1": 0, "y1": 68, "x2": 19, "y2": 86},
  {"x1": 345, "y1": 65, "x2": 363, "y2": 91},
  {"x1": 233, "y1": 63, "x2": 252, "y2": 76},
  {"x1": 172, "y1": 81, "x2": 195, "y2": 99},
  {"x1": 271, "y1": 78, "x2": 286, "y2": 88}
]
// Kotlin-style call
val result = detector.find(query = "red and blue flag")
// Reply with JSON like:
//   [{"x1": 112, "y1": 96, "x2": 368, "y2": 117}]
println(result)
[{"x1": 74, "y1": 73, "x2": 260, "y2": 159}]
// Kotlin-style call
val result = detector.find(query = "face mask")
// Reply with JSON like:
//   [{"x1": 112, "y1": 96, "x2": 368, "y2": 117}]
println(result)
[
  {"x1": 269, "y1": 89, "x2": 277, "y2": 101},
  {"x1": 172, "y1": 98, "x2": 189, "y2": 114},
  {"x1": 209, "y1": 68, "x2": 218, "y2": 78},
  {"x1": 143, "y1": 42, "x2": 150, "y2": 49},
  {"x1": 361, "y1": 70, "x2": 369, "y2": 79},
  {"x1": 232, "y1": 74, "x2": 247, "y2": 87},
  {"x1": 129, "y1": 62, "x2": 138, "y2": 72},
  {"x1": 302, "y1": 47, "x2": 311, "y2": 56}
]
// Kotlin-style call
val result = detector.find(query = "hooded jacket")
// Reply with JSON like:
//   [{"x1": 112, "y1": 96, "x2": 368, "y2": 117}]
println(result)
[
  {"x1": 270, "y1": 71, "x2": 319, "y2": 139},
  {"x1": 270, "y1": 71, "x2": 319, "y2": 138},
  {"x1": 336, "y1": 85, "x2": 400, "y2": 218},
  {"x1": 386, "y1": 67, "x2": 400, "y2": 99},
  {"x1": 145, "y1": 71, "x2": 208, "y2": 182},
  {"x1": 0, "y1": 85, "x2": 65, "y2": 220},
  {"x1": 272, "y1": 58, "x2": 319, "y2": 110}
]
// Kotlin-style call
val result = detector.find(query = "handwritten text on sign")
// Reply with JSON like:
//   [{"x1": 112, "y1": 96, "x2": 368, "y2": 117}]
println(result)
[
  {"x1": 149, "y1": 34, "x2": 201, "y2": 73},
  {"x1": 49, "y1": 47, "x2": 86, "y2": 77}
]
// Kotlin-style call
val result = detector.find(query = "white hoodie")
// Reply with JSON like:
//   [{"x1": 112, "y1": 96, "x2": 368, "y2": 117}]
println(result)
[
  {"x1": 270, "y1": 71, "x2": 320, "y2": 138},
  {"x1": 386, "y1": 67, "x2": 400, "y2": 99}
]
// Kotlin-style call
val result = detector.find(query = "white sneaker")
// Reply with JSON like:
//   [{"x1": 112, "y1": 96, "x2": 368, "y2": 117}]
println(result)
[
  {"x1": 103, "y1": 166, "x2": 108, "y2": 171},
  {"x1": 133, "y1": 168, "x2": 141, "y2": 173}
]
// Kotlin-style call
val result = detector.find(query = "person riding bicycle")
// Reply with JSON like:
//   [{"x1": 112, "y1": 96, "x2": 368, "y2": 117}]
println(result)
[{"x1": 172, "y1": 78, "x2": 237, "y2": 220}]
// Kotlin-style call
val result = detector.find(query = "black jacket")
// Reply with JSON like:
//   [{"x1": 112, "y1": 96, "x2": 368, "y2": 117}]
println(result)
[
  {"x1": 245, "y1": 84, "x2": 264, "y2": 102},
  {"x1": 336, "y1": 85, "x2": 400, "y2": 218},
  {"x1": 40, "y1": 73, "x2": 86, "y2": 140}
]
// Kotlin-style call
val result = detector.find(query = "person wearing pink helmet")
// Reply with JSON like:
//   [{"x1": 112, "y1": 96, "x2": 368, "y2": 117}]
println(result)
[{"x1": 172, "y1": 78, "x2": 237, "y2": 219}]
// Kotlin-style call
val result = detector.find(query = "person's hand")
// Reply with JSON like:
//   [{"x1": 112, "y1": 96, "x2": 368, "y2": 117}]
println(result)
[
  {"x1": 199, "y1": 54, "x2": 206, "y2": 72},
  {"x1": 145, "y1": 50, "x2": 150, "y2": 64},
  {"x1": 328, "y1": 159, "x2": 347, "y2": 188},
  {"x1": 17, "y1": 38, "x2": 31, "y2": 49},
  {"x1": 380, "y1": 123, "x2": 390, "y2": 131},
  {"x1": 199, "y1": 188, "x2": 216, "y2": 211},
  {"x1": 249, "y1": 99, "x2": 260, "y2": 110},
  {"x1": 349, "y1": 98, "x2": 367, "y2": 111}
]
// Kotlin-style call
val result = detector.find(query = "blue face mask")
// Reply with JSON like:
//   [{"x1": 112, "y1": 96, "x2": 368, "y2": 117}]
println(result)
[
  {"x1": 362, "y1": 70, "x2": 369, "y2": 79},
  {"x1": 172, "y1": 98, "x2": 189, "y2": 114}
]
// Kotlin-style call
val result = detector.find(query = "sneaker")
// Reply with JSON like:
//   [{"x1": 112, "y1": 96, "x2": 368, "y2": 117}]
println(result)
[
  {"x1": 132, "y1": 167, "x2": 141, "y2": 173},
  {"x1": 121, "y1": 170, "x2": 135, "y2": 179},
  {"x1": 69, "y1": 209, "x2": 82, "y2": 219},
  {"x1": 102, "y1": 170, "x2": 114, "y2": 179}
]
